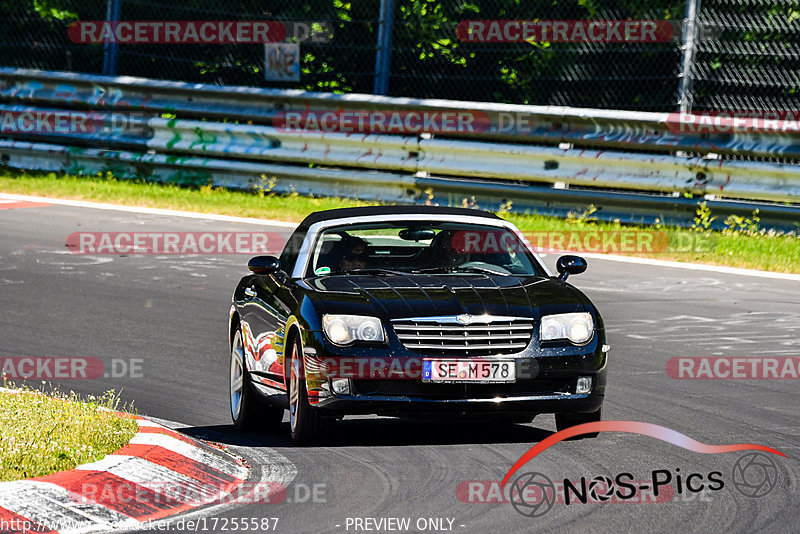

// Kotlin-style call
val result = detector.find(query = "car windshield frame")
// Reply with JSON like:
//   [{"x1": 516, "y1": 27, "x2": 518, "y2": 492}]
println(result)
[{"x1": 292, "y1": 214, "x2": 550, "y2": 279}]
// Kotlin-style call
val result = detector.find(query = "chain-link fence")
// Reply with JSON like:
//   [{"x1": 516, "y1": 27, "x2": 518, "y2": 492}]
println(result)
[
  {"x1": 691, "y1": 0, "x2": 800, "y2": 112},
  {"x1": 0, "y1": 0, "x2": 798, "y2": 112}
]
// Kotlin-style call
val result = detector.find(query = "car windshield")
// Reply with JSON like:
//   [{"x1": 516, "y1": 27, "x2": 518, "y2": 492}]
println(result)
[{"x1": 306, "y1": 221, "x2": 547, "y2": 277}]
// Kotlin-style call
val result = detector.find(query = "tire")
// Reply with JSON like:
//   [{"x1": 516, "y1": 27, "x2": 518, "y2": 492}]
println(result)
[
  {"x1": 230, "y1": 328, "x2": 284, "y2": 432},
  {"x1": 555, "y1": 408, "x2": 602, "y2": 439},
  {"x1": 288, "y1": 335, "x2": 329, "y2": 445}
]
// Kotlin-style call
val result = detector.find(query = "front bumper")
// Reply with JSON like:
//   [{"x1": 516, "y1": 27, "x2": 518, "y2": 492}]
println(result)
[
  {"x1": 313, "y1": 368, "x2": 606, "y2": 418},
  {"x1": 301, "y1": 326, "x2": 608, "y2": 419}
]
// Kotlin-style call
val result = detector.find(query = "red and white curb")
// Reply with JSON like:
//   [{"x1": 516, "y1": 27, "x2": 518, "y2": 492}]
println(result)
[
  {"x1": 0, "y1": 199, "x2": 51, "y2": 210},
  {"x1": 0, "y1": 416, "x2": 250, "y2": 533}
]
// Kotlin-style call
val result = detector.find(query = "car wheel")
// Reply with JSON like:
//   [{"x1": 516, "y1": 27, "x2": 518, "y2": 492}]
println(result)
[
  {"x1": 230, "y1": 327, "x2": 284, "y2": 432},
  {"x1": 555, "y1": 408, "x2": 601, "y2": 439},
  {"x1": 288, "y1": 336, "x2": 329, "y2": 445}
]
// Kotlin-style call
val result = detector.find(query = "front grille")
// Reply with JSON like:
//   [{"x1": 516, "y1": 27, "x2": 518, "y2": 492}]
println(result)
[
  {"x1": 392, "y1": 316, "x2": 534, "y2": 356},
  {"x1": 353, "y1": 380, "x2": 463, "y2": 398},
  {"x1": 352, "y1": 378, "x2": 574, "y2": 399}
]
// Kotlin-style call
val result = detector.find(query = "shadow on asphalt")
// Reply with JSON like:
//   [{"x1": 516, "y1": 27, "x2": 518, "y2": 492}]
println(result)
[{"x1": 179, "y1": 417, "x2": 556, "y2": 448}]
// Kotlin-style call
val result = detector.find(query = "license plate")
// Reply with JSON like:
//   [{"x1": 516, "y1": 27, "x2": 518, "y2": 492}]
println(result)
[{"x1": 422, "y1": 359, "x2": 516, "y2": 383}]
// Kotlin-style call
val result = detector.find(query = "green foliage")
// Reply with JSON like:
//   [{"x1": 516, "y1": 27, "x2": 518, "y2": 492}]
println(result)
[
  {"x1": 723, "y1": 209, "x2": 761, "y2": 236},
  {"x1": 497, "y1": 199, "x2": 513, "y2": 215},
  {"x1": 31, "y1": 0, "x2": 78, "y2": 21},
  {"x1": 567, "y1": 204, "x2": 598, "y2": 225},
  {"x1": 253, "y1": 174, "x2": 278, "y2": 198},
  {"x1": 691, "y1": 201, "x2": 716, "y2": 231},
  {"x1": 0, "y1": 0, "x2": 688, "y2": 108},
  {"x1": 0, "y1": 384, "x2": 137, "y2": 481}
]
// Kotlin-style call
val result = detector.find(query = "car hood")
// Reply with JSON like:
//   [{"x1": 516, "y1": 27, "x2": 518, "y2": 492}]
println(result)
[{"x1": 305, "y1": 274, "x2": 588, "y2": 320}]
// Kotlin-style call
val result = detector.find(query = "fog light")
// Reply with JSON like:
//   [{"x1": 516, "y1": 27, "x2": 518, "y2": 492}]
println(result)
[
  {"x1": 332, "y1": 378, "x2": 350, "y2": 395},
  {"x1": 576, "y1": 376, "x2": 592, "y2": 394}
]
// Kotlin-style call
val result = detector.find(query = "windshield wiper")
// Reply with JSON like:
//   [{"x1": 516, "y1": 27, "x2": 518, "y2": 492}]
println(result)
[
  {"x1": 347, "y1": 266, "x2": 514, "y2": 276},
  {"x1": 412, "y1": 266, "x2": 511, "y2": 276},
  {"x1": 411, "y1": 267, "x2": 454, "y2": 274},
  {"x1": 454, "y1": 266, "x2": 511, "y2": 276},
  {"x1": 347, "y1": 268, "x2": 413, "y2": 276}
]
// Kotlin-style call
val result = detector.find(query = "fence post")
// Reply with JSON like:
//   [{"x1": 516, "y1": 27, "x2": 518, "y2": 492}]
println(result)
[
  {"x1": 373, "y1": 0, "x2": 395, "y2": 95},
  {"x1": 102, "y1": 0, "x2": 121, "y2": 75},
  {"x1": 678, "y1": 0, "x2": 701, "y2": 113}
]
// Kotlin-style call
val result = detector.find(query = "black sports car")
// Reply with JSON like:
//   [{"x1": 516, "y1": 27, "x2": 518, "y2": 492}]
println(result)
[{"x1": 228, "y1": 206, "x2": 607, "y2": 444}]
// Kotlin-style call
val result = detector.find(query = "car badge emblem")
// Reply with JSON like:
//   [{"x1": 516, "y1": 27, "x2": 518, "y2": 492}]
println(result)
[{"x1": 457, "y1": 314, "x2": 473, "y2": 325}]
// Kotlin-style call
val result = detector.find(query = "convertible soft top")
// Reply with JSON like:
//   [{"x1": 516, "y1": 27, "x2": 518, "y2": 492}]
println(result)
[{"x1": 297, "y1": 205, "x2": 500, "y2": 228}]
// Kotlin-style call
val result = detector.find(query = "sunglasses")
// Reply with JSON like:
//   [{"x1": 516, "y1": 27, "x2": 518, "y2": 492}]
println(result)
[{"x1": 343, "y1": 252, "x2": 368, "y2": 262}]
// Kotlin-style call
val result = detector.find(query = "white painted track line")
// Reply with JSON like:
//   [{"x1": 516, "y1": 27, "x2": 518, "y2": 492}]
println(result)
[
  {"x1": 0, "y1": 193, "x2": 297, "y2": 228},
  {"x1": 572, "y1": 252, "x2": 800, "y2": 282},
  {"x1": 1, "y1": 192, "x2": 796, "y2": 280}
]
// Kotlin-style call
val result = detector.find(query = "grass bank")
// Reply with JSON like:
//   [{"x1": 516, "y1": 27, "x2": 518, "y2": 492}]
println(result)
[
  {"x1": 0, "y1": 386, "x2": 138, "y2": 481},
  {"x1": 0, "y1": 171, "x2": 797, "y2": 273}
]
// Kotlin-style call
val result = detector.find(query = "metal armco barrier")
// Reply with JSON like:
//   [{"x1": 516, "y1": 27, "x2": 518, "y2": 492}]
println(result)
[
  {"x1": 146, "y1": 119, "x2": 419, "y2": 172},
  {"x1": 0, "y1": 68, "x2": 798, "y2": 230},
  {"x1": 0, "y1": 140, "x2": 418, "y2": 203}
]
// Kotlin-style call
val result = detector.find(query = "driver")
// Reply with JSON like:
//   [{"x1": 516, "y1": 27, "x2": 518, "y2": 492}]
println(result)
[
  {"x1": 429, "y1": 230, "x2": 469, "y2": 269},
  {"x1": 336, "y1": 235, "x2": 370, "y2": 272}
]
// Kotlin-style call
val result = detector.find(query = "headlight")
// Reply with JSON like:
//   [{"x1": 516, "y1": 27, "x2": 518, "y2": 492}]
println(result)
[
  {"x1": 540, "y1": 312, "x2": 594, "y2": 344},
  {"x1": 322, "y1": 314, "x2": 385, "y2": 345}
]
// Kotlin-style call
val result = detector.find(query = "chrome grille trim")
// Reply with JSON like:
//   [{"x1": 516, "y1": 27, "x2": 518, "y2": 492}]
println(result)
[
  {"x1": 393, "y1": 324, "x2": 533, "y2": 332},
  {"x1": 396, "y1": 315, "x2": 524, "y2": 324},
  {"x1": 404, "y1": 342, "x2": 529, "y2": 351},
  {"x1": 392, "y1": 315, "x2": 534, "y2": 356},
  {"x1": 396, "y1": 333, "x2": 530, "y2": 341}
]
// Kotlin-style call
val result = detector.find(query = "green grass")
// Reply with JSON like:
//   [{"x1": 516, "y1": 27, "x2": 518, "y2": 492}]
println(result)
[
  {"x1": 503, "y1": 211, "x2": 800, "y2": 273},
  {"x1": 0, "y1": 385, "x2": 138, "y2": 481},
  {"x1": 0, "y1": 171, "x2": 798, "y2": 273},
  {"x1": 0, "y1": 171, "x2": 374, "y2": 221}
]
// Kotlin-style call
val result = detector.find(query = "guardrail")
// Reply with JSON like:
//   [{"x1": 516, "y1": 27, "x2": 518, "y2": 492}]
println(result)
[{"x1": 1, "y1": 68, "x2": 798, "y2": 230}]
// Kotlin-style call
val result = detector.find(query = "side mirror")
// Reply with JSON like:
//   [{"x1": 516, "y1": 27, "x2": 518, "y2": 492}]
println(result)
[
  {"x1": 248, "y1": 256, "x2": 281, "y2": 275},
  {"x1": 556, "y1": 255, "x2": 587, "y2": 281}
]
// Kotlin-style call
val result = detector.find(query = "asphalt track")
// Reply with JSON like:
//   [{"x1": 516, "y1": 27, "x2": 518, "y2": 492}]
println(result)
[{"x1": 0, "y1": 199, "x2": 798, "y2": 533}]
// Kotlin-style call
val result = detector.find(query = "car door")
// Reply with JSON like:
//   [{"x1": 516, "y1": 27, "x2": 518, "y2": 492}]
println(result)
[
  {"x1": 242, "y1": 225, "x2": 306, "y2": 389},
  {"x1": 241, "y1": 271, "x2": 298, "y2": 389}
]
